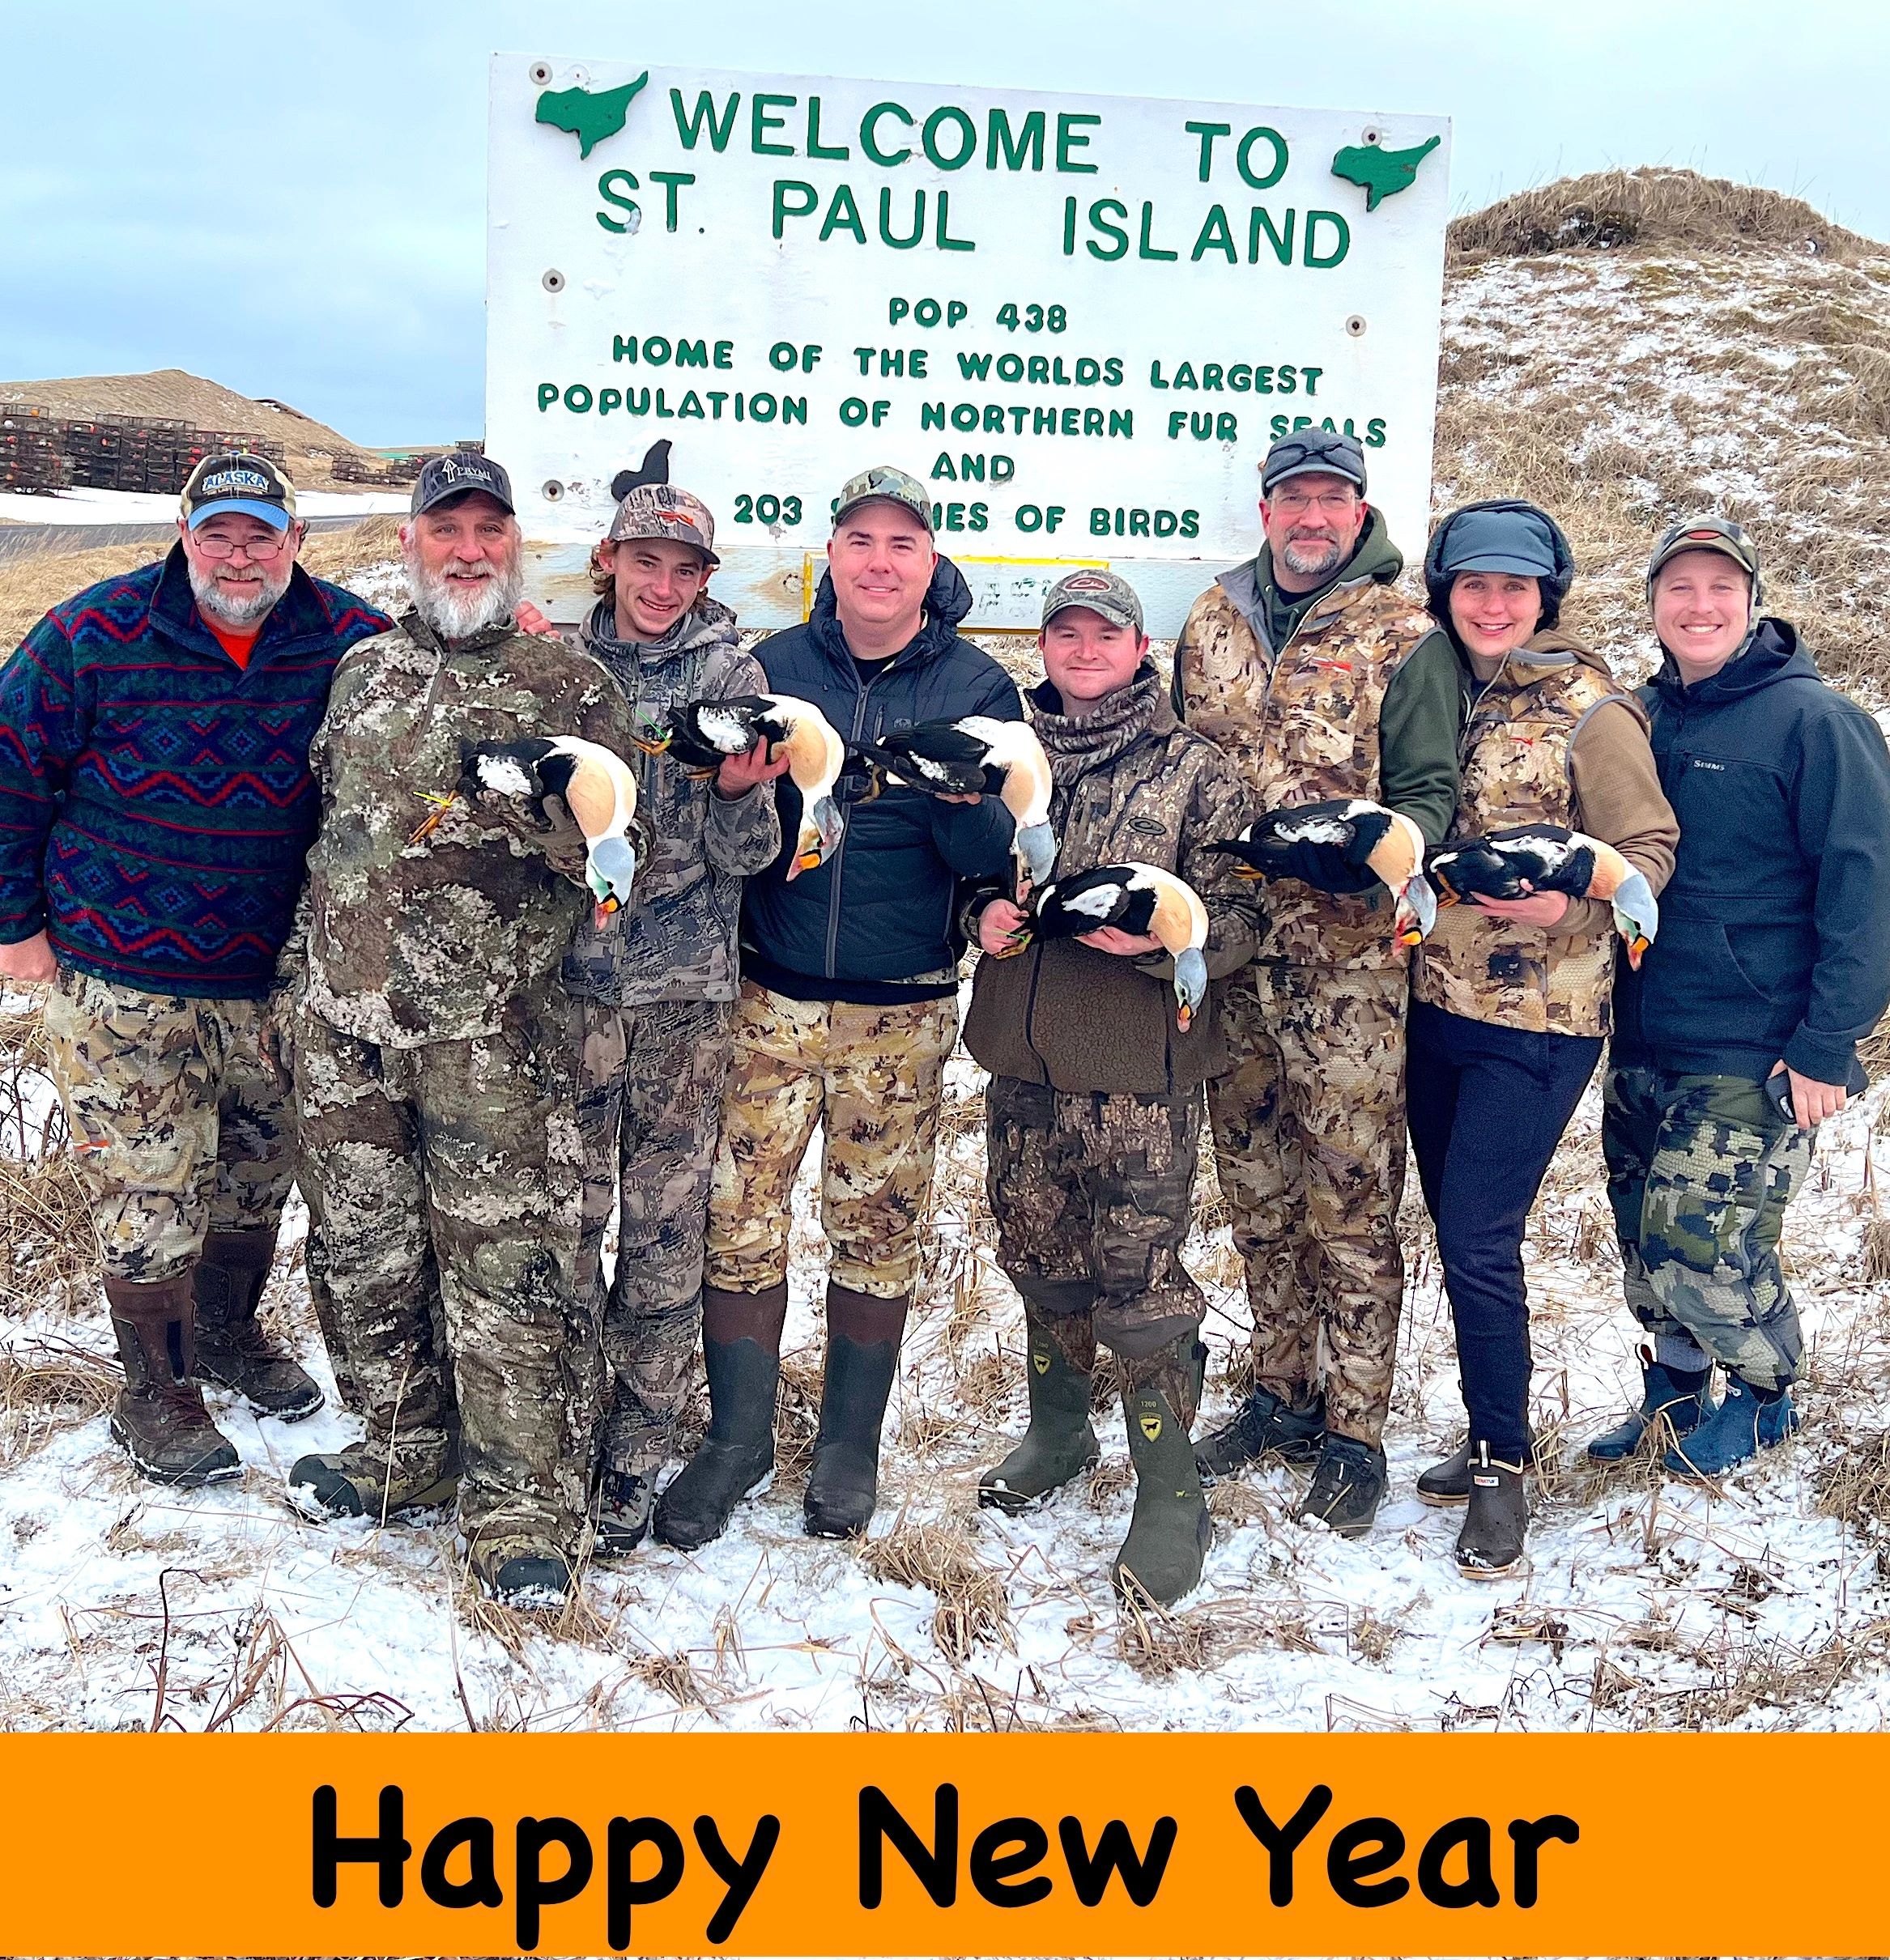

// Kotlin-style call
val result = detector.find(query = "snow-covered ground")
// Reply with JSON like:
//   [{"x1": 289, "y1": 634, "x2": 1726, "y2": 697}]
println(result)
[
  {"x1": 0, "y1": 486, "x2": 407, "y2": 525},
  {"x1": 5, "y1": 983, "x2": 1888, "y2": 1737}
]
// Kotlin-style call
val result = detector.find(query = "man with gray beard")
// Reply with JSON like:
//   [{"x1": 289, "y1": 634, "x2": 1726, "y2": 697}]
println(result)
[
  {"x1": 281, "y1": 453, "x2": 643, "y2": 1608},
  {"x1": 0, "y1": 453, "x2": 389, "y2": 1487}
]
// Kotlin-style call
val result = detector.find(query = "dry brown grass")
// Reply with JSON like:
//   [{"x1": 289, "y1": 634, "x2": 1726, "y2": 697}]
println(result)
[
  {"x1": 0, "y1": 1002, "x2": 93, "y2": 1312},
  {"x1": 858, "y1": 1511, "x2": 1013, "y2": 1664},
  {"x1": 1449, "y1": 166, "x2": 1874, "y2": 266}
]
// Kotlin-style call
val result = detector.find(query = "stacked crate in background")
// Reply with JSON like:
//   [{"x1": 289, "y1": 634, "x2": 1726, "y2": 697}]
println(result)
[
  {"x1": 0, "y1": 406, "x2": 73, "y2": 495},
  {"x1": 0, "y1": 410, "x2": 290, "y2": 496}
]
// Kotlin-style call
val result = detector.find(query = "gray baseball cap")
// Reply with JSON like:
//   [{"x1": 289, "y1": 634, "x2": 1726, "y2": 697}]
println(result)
[
  {"x1": 411, "y1": 450, "x2": 515, "y2": 519},
  {"x1": 1261, "y1": 427, "x2": 1368, "y2": 495},
  {"x1": 1041, "y1": 567, "x2": 1144, "y2": 633},
  {"x1": 832, "y1": 464, "x2": 934, "y2": 534}
]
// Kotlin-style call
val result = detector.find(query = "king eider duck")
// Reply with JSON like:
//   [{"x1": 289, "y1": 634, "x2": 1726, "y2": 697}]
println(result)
[
  {"x1": 1208, "y1": 797, "x2": 1437, "y2": 946},
  {"x1": 638, "y1": 694, "x2": 846, "y2": 878},
  {"x1": 851, "y1": 716, "x2": 1057, "y2": 893},
  {"x1": 1014, "y1": 863, "x2": 1210, "y2": 1031},
  {"x1": 1427, "y1": 824, "x2": 1660, "y2": 967},
  {"x1": 457, "y1": 737, "x2": 641, "y2": 923}
]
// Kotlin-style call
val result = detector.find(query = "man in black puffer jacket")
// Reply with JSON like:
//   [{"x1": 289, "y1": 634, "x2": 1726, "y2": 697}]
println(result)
[
  {"x1": 653, "y1": 465, "x2": 1022, "y2": 1550},
  {"x1": 1597, "y1": 517, "x2": 1890, "y2": 1481}
]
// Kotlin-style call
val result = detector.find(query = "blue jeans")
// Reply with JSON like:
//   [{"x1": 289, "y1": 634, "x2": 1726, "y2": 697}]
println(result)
[{"x1": 1406, "y1": 999, "x2": 1603, "y2": 1458}]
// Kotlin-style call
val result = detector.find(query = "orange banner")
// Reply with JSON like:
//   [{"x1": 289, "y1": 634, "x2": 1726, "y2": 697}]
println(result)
[{"x1": 0, "y1": 1730, "x2": 1884, "y2": 1954}]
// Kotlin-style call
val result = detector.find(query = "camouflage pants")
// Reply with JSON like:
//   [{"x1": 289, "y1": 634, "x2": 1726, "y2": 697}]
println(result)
[
  {"x1": 44, "y1": 967, "x2": 295, "y2": 1283},
  {"x1": 293, "y1": 985, "x2": 598, "y2": 1557},
  {"x1": 1207, "y1": 962, "x2": 1408, "y2": 1443},
  {"x1": 704, "y1": 981, "x2": 957, "y2": 1299},
  {"x1": 576, "y1": 996, "x2": 733, "y2": 1480},
  {"x1": 985, "y1": 1074, "x2": 1205, "y2": 1362},
  {"x1": 1603, "y1": 1067, "x2": 1814, "y2": 1390}
]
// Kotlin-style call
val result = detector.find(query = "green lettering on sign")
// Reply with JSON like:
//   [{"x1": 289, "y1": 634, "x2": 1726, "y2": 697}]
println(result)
[{"x1": 536, "y1": 74, "x2": 649, "y2": 159}]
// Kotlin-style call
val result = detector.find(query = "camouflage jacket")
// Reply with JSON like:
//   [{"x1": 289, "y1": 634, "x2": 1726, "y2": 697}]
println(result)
[
  {"x1": 562, "y1": 596, "x2": 780, "y2": 1006},
  {"x1": 1415, "y1": 631, "x2": 1665, "y2": 1039},
  {"x1": 295, "y1": 611, "x2": 641, "y2": 1048},
  {"x1": 1174, "y1": 516, "x2": 1442, "y2": 970},
  {"x1": 962, "y1": 664, "x2": 1262, "y2": 1095}
]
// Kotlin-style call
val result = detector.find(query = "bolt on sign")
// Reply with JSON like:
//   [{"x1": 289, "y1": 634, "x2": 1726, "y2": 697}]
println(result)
[{"x1": 487, "y1": 54, "x2": 1450, "y2": 632}]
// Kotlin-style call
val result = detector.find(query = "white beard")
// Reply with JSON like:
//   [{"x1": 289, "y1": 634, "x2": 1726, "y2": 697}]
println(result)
[
  {"x1": 406, "y1": 549, "x2": 524, "y2": 639},
  {"x1": 189, "y1": 559, "x2": 291, "y2": 628},
  {"x1": 1280, "y1": 534, "x2": 1344, "y2": 579}
]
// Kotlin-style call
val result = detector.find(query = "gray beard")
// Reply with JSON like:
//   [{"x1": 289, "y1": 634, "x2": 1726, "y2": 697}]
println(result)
[
  {"x1": 1280, "y1": 535, "x2": 1344, "y2": 580},
  {"x1": 189, "y1": 559, "x2": 290, "y2": 628},
  {"x1": 405, "y1": 551, "x2": 524, "y2": 639}
]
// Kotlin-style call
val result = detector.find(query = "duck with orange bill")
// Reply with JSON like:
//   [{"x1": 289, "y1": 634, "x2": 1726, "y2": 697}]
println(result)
[
  {"x1": 1428, "y1": 823, "x2": 1659, "y2": 967},
  {"x1": 639, "y1": 693, "x2": 844, "y2": 878},
  {"x1": 458, "y1": 735, "x2": 641, "y2": 922},
  {"x1": 1015, "y1": 863, "x2": 1211, "y2": 1031},
  {"x1": 1208, "y1": 797, "x2": 1437, "y2": 946},
  {"x1": 852, "y1": 714, "x2": 1057, "y2": 894}
]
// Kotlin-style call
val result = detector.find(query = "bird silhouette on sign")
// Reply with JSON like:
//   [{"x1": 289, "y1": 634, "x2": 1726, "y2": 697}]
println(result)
[
  {"x1": 535, "y1": 74, "x2": 649, "y2": 159},
  {"x1": 611, "y1": 441, "x2": 671, "y2": 500},
  {"x1": 1330, "y1": 133, "x2": 1441, "y2": 211}
]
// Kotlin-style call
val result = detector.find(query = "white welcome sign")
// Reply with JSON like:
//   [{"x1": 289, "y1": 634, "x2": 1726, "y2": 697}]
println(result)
[{"x1": 486, "y1": 54, "x2": 1450, "y2": 631}]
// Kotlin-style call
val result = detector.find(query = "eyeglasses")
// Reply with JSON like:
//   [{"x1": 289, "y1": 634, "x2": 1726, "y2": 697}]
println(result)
[{"x1": 190, "y1": 526, "x2": 296, "y2": 561}]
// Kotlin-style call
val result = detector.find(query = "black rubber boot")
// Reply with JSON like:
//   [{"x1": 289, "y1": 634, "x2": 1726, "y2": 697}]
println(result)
[
  {"x1": 1418, "y1": 1429, "x2": 1538, "y2": 1506},
  {"x1": 1113, "y1": 1336, "x2": 1211, "y2": 1607},
  {"x1": 804, "y1": 1286, "x2": 906, "y2": 1538},
  {"x1": 193, "y1": 1227, "x2": 323, "y2": 1421},
  {"x1": 1196, "y1": 1382, "x2": 1326, "y2": 1480},
  {"x1": 106, "y1": 1273, "x2": 241, "y2": 1487},
  {"x1": 1586, "y1": 1346, "x2": 1715, "y2": 1461},
  {"x1": 1454, "y1": 1443, "x2": 1529, "y2": 1579},
  {"x1": 1296, "y1": 1431, "x2": 1388, "y2": 1537},
  {"x1": 652, "y1": 1284, "x2": 786, "y2": 1552},
  {"x1": 979, "y1": 1297, "x2": 1100, "y2": 1513}
]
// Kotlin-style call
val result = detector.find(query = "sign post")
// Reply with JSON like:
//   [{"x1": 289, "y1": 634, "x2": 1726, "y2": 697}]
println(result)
[{"x1": 486, "y1": 55, "x2": 1449, "y2": 631}]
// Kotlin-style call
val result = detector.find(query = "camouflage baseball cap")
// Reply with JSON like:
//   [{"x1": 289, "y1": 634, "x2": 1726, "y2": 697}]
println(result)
[
  {"x1": 1646, "y1": 515, "x2": 1762, "y2": 599},
  {"x1": 605, "y1": 483, "x2": 720, "y2": 566},
  {"x1": 832, "y1": 464, "x2": 934, "y2": 534},
  {"x1": 180, "y1": 452, "x2": 298, "y2": 531},
  {"x1": 1041, "y1": 567, "x2": 1144, "y2": 633}
]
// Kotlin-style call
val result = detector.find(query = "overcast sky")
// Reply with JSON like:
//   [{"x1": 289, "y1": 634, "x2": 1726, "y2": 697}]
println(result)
[{"x1": 3, "y1": 0, "x2": 1883, "y2": 445}]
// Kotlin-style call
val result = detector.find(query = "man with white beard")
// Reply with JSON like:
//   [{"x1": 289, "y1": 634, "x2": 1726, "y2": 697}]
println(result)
[
  {"x1": 0, "y1": 453, "x2": 389, "y2": 1486},
  {"x1": 282, "y1": 453, "x2": 644, "y2": 1607}
]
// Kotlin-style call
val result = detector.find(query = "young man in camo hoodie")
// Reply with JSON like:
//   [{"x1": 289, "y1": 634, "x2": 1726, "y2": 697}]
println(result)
[
  {"x1": 962, "y1": 569, "x2": 1261, "y2": 1605},
  {"x1": 563, "y1": 481, "x2": 784, "y2": 1553}
]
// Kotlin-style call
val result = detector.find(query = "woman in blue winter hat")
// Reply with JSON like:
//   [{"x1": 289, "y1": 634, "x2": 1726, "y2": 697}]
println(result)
[{"x1": 1407, "y1": 500, "x2": 1678, "y2": 1577}]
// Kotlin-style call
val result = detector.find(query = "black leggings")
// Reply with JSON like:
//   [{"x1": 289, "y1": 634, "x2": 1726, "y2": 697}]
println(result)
[{"x1": 1406, "y1": 998, "x2": 1603, "y2": 1459}]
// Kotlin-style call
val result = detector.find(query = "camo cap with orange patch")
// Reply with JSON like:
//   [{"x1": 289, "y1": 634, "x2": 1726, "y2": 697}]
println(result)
[
  {"x1": 605, "y1": 483, "x2": 720, "y2": 565},
  {"x1": 1041, "y1": 566, "x2": 1143, "y2": 633}
]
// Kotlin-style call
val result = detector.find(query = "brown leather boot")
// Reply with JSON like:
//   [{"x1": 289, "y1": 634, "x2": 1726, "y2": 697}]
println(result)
[
  {"x1": 193, "y1": 1228, "x2": 322, "y2": 1420},
  {"x1": 106, "y1": 1273, "x2": 241, "y2": 1486}
]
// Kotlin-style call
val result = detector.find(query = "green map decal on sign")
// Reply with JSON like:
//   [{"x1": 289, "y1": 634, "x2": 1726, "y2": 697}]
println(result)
[
  {"x1": 535, "y1": 74, "x2": 649, "y2": 159},
  {"x1": 1330, "y1": 133, "x2": 1441, "y2": 211}
]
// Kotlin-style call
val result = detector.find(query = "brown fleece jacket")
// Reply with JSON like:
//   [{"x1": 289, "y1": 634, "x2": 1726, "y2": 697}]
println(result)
[{"x1": 962, "y1": 665, "x2": 1261, "y2": 1094}]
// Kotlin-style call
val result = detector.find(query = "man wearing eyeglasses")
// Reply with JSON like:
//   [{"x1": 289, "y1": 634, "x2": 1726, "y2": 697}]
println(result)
[
  {"x1": 1173, "y1": 427, "x2": 1460, "y2": 1535},
  {"x1": 0, "y1": 453, "x2": 390, "y2": 1486}
]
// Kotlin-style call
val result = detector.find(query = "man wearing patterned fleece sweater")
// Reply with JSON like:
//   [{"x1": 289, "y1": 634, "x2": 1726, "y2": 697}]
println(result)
[{"x1": 0, "y1": 453, "x2": 389, "y2": 1486}]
